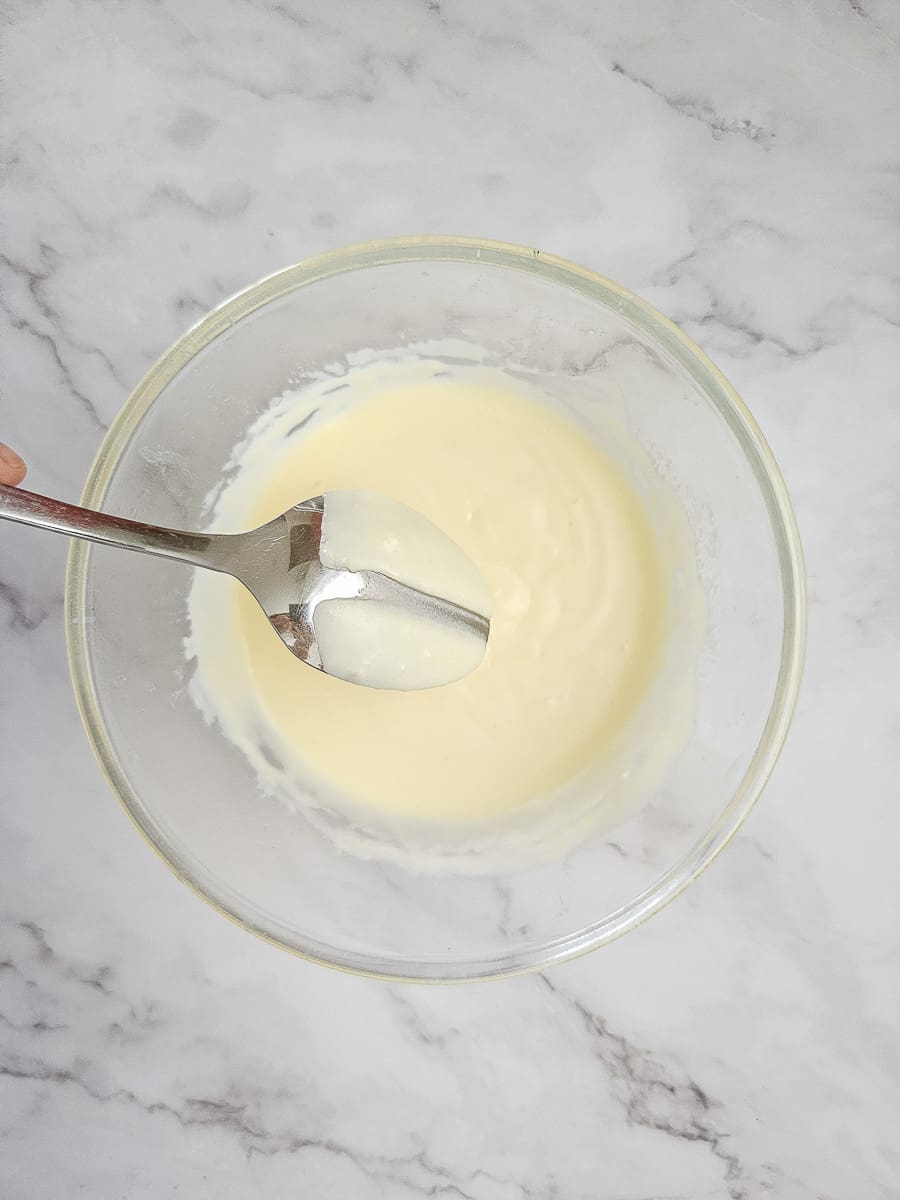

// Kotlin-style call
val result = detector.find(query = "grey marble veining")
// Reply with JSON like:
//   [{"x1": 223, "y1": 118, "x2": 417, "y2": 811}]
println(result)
[{"x1": 1, "y1": 1, "x2": 899, "y2": 1196}]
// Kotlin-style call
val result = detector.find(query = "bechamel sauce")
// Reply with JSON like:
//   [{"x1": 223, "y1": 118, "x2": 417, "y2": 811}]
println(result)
[{"x1": 187, "y1": 357, "x2": 677, "y2": 830}]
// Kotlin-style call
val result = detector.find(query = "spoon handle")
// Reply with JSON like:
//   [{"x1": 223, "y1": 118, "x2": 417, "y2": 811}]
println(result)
[{"x1": 0, "y1": 483, "x2": 218, "y2": 569}]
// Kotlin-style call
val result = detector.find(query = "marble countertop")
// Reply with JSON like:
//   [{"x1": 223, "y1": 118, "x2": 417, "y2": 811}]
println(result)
[{"x1": 2, "y1": 1, "x2": 898, "y2": 1196}]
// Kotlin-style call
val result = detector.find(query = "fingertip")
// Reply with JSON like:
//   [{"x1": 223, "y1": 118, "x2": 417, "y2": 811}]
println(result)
[{"x1": 0, "y1": 442, "x2": 27, "y2": 486}]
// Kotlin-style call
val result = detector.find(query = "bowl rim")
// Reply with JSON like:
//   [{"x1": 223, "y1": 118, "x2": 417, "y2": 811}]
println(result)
[{"x1": 65, "y1": 234, "x2": 807, "y2": 983}]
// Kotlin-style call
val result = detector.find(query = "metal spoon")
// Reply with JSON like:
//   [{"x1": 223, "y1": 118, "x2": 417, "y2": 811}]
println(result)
[{"x1": 0, "y1": 484, "x2": 491, "y2": 689}]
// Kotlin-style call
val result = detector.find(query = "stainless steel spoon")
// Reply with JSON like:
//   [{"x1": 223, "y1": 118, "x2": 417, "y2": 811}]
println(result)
[{"x1": 0, "y1": 484, "x2": 491, "y2": 689}]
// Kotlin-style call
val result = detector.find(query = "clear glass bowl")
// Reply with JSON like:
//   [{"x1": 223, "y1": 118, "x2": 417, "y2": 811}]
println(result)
[{"x1": 66, "y1": 237, "x2": 805, "y2": 982}]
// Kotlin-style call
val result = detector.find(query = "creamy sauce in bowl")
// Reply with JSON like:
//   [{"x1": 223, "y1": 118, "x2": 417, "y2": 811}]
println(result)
[{"x1": 187, "y1": 354, "x2": 697, "y2": 863}]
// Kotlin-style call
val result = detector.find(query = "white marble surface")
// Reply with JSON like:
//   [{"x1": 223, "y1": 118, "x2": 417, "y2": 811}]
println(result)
[{"x1": 2, "y1": 0, "x2": 899, "y2": 1195}]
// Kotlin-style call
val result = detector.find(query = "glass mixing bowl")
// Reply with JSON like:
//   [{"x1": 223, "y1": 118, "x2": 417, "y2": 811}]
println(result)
[{"x1": 66, "y1": 237, "x2": 805, "y2": 982}]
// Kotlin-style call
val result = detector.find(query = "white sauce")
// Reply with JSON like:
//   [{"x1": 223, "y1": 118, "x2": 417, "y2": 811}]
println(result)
[{"x1": 186, "y1": 354, "x2": 698, "y2": 860}]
